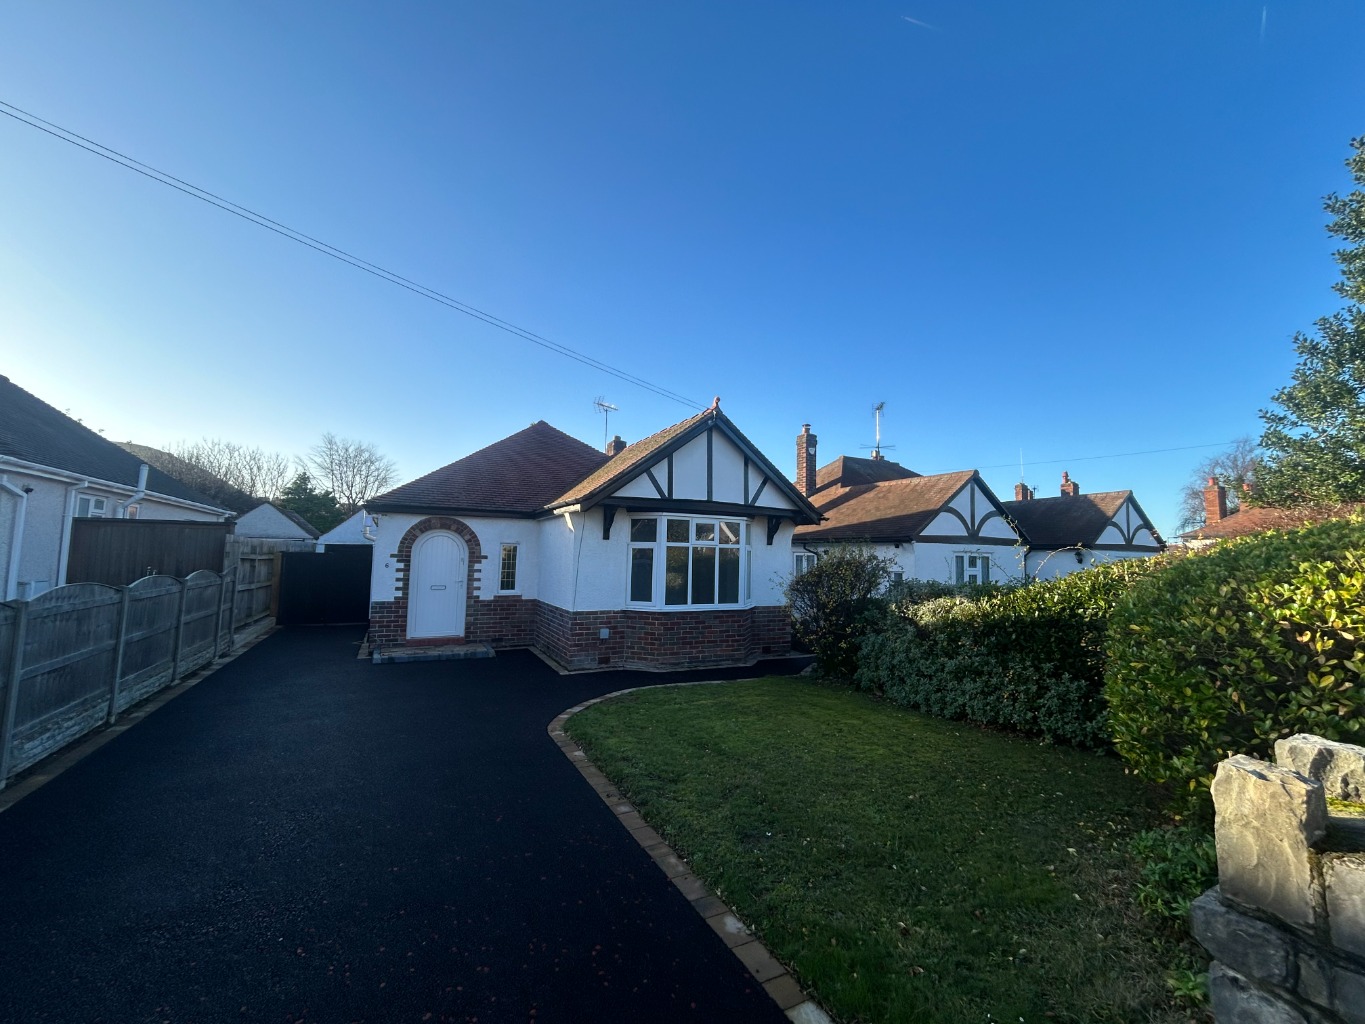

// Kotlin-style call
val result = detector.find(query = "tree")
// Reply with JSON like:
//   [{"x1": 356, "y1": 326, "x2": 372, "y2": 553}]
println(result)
[
  {"x1": 306, "y1": 433, "x2": 397, "y2": 514},
  {"x1": 1175, "y1": 437, "x2": 1260, "y2": 532},
  {"x1": 168, "y1": 438, "x2": 294, "y2": 501},
  {"x1": 275, "y1": 472, "x2": 346, "y2": 533},
  {"x1": 1257, "y1": 136, "x2": 1365, "y2": 506}
]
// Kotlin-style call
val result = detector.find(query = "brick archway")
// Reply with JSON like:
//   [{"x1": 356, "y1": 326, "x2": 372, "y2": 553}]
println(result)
[{"x1": 369, "y1": 517, "x2": 486, "y2": 647}]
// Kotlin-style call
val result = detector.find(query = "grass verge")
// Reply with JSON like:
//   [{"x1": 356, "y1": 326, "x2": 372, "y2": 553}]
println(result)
[{"x1": 566, "y1": 676, "x2": 1200, "y2": 1024}]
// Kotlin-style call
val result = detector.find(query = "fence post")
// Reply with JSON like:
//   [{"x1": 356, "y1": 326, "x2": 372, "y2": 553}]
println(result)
[
  {"x1": 222, "y1": 568, "x2": 235, "y2": 654},
  {"x1": 107, "y1": 587, "x2": 132, "y2": 725},
  {"x1": 0, "y1": 600, "x2": 31, "y2": 790},
  {"x1": 170, "y1": 578, "x2": 188, "y2": 682}
]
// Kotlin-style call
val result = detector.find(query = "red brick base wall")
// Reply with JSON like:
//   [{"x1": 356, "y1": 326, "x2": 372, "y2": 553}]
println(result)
[{"x1": 370, "y1": 593, "x2": 791, "y2": 672}]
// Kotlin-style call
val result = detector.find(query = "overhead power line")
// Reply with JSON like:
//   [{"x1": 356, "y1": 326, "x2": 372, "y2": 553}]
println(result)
[
  {"x1": 972, "y1": 440, "x2": 1241, "y2": 473},
  {"x1": 0, "y1": 99, "x2": 703, "y2": 411}
]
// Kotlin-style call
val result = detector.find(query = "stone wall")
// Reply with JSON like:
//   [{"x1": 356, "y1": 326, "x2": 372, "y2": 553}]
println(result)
[{"x1": 1193, "y1": 734, "x2": 1365, "y2": 1024}]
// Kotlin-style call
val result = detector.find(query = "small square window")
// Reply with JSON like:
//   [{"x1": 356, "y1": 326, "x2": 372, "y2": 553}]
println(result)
[
  {"x1": 630, "y1": 518, "x2": 657, "y2": 543},
  {"x1": 666, "y1": 519, "x2": 689, "y2": 543},
  {"x1": 694, "y1": 521, "x2": 716, "y2": 542},
  {"x1": 76, "y1": 495, "x2": 107, "y2": 519}
]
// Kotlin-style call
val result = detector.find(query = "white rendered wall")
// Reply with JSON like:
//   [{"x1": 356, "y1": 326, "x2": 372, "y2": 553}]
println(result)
[{"x1": 234, "y1": 504, "x2": 314, "y2": 540}]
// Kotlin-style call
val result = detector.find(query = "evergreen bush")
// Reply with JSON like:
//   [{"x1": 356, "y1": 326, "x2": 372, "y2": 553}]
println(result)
[
  {"x1": 857, "y1": 560, "x2": 1156, "y2": 746},
  {"x1": 1104, "y1": 518, "x2": 1365, "y2": 812}
]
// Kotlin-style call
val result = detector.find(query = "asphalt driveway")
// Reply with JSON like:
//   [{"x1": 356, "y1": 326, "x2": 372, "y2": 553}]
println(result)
[{"x1": 0, "y1": 628, "x2": 805, "y2": 1024}]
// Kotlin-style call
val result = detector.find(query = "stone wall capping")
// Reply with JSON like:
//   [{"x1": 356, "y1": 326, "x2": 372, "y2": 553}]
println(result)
[{"x1": 1199, "y1": 735, "x2": 1365, "y2": 1023}]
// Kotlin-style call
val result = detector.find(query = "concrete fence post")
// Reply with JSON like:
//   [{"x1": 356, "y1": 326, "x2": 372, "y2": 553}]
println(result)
[
  {"x1": 0, "y1": 600, "x2": 31, "y2": 789},
  {"x1": 169, "y1": 578, "x2": 188, "y2": 682},
  {"x1": 107, "y1": 587, "x2": 131, "y2": 725}
]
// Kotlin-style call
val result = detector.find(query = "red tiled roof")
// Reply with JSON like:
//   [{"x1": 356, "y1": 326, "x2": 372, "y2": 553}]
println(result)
[
  {"x1": 794, "y1": 470, "x2": 976, "y2": 542},
  {"x1": 1001, "y1": 491, "x2": 1137, "y2": 548},
  {"x1": 368, "y1": 422, "x2": 610, "y2": 516},
  {"x1": 1181, "y1": 503, "x2": 1364, "y2": 541},
  {"x1": 813, "y1": 455, "x2": 918, "y2": 495}
]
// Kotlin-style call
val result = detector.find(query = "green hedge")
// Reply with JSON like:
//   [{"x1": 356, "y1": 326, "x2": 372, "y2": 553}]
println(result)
[
  {"x1": 856, "y1": 560, "x2": 1157, "y2": 746},
  {"x1": 1105, "y1": 518, "x2": 1365, "y2": 811}
]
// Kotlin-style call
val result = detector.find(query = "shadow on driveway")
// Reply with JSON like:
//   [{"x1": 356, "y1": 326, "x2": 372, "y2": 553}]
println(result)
[{"x1": 0, "y1": 627, "x2": 808, "y2": 1024}]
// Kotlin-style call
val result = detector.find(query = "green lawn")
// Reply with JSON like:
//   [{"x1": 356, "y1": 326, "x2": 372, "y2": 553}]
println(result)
[{"x1": 566, "y1": 677, "x2": 1194, "y2": 1024}]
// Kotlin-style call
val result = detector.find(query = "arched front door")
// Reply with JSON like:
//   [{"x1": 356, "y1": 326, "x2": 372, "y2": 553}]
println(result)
[{"x1": 407, "y1": 531, "x2": 467, "y2": 639}]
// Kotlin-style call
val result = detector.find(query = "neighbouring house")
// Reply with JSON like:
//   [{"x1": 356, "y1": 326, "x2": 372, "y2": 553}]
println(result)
[
  {"x1": 0, "y1": 374, "x2": 234, "y2": 599},
  {"x1": 366, "y1": 401, "x2": 820, "y2": 670},
  {"x1": 790, "y1": 424, "x2": 1163, "y2": 583},
  {"x1": 1179, "y1": 478, "x2": 1362, "y2": 547},
  {"x1": 316, "y1": 509, "x2": 377, "y2": 550},
  {"x1": 234, "y1": 501, "x2": 320, "y2": 542}
]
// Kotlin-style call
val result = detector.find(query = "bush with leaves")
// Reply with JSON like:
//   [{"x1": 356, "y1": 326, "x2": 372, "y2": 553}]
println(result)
[
  {"x1": 1105, "y1": 518, "x2": 1365, "y2": 814},
  {"x1": 856, "y1": 559, "x2": 1157, "y2": 746},
  {"x1": 784, "y1": 546, "x2": 897, "y2": 679}
]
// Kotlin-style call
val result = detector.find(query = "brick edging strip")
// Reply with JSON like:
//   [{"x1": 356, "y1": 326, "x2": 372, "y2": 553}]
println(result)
[{"x1": 548, "y1": 683, "x2": 833, "y2": 1024}]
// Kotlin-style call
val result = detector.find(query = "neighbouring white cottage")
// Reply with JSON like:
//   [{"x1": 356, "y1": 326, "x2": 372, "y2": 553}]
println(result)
[{"x1": 367, "y1": 401, "x2": 821, "y2": 670}]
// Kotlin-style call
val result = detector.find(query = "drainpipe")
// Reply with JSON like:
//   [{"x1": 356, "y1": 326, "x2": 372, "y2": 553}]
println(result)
[
  {"x1": 115, "y1": 464, "x2": 149, "y2": 518},
  {"x1": 57, "y1": 480, "x2": 93, "y2": 586},
  {"x1": 0, "y1": 475, "x2": 31, "y2": 601}
]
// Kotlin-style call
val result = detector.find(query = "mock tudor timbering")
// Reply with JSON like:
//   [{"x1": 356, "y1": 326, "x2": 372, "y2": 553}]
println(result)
[{"x1": 1193, "y1": 735, "x2": 1365, "y2": 1024}]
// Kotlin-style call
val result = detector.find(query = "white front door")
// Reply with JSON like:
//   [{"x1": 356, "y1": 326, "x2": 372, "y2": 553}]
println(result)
[{"x1": 407, "y1": 531, "x2": 467, "y2": 639}]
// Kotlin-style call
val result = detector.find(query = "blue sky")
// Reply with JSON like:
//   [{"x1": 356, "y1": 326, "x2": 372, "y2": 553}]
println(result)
[{"x1": 2, "y1": 1, "x2": 1362, "y2": 538}]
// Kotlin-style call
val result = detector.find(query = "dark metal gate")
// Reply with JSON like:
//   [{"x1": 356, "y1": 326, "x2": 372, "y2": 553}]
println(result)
[{"x1": 276, "y1": 546, "x2": 373, "y2": 625}]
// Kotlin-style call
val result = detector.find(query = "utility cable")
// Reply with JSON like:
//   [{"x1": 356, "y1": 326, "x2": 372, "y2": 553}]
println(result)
[{"x1": 0, "y1": 99, "x2": 703, "y2": 410}]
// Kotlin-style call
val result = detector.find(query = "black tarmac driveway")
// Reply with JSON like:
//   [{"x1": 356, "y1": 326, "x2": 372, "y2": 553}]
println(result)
[{"x1": 0, "y1": 628, "x2": 804, "y2": 1024}]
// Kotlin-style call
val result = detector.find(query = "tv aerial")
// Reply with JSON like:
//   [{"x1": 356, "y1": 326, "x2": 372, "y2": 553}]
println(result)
[
  {"x1": 593, "y1": 396, "x2": 619, "y2": 448},
  {"x1": 859, "y1": 401, "x2": 896, "y2": 460}
]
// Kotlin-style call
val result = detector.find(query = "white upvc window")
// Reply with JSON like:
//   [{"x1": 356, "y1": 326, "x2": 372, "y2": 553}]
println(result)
[
  {"x1": 793, "y1": 552, "x2": 818, "y2": 576},
  {"x1": 124, "y1": 504, "x2": 140, "y2": 519},
  {"x1": 954, "y1": 552, "x2": 991, "y2": 584},
  {"x1": 75, "y1": 495, "x2": 107, "y2": 519},
  {"x1": 498, "y1": 543, "x2": 519, "y2": 593},
  {"x1": 628, "y1": 515, "x2": 749, "y2": 608}
]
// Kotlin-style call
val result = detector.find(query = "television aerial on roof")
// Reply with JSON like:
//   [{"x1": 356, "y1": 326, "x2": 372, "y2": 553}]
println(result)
[
  {"x1": 859, "y1": 401, "x2": 896, "y2": 461},
  {"x1": 593, "y1": 396, "x2": 619, "y2": 448}
]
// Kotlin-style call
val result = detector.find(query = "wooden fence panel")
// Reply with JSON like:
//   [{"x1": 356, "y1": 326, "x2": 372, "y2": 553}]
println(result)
[
  {"x1": 8, "y1": 584, "x2": 123, "y2": 776},
  {"x1": 116, "y1": 576, "x2": 182, "y2": 711},
  {"x1": 178, "y1": 571, "x2": 222, "y2": 677},
  {"x1": 68, "y1": 520, "x2": 231, "y2": 587}
]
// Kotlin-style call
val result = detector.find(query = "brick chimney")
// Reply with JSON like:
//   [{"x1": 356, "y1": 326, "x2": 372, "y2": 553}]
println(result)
[
  {"x1": 796, "y1": 424, "x2": 817, "y2": 497},
  {"x1": 1060, "y1": 471, "x2": 1079, "y2": 497},
  {"x1": 606, "y1": 434, "x2": 626, "y2": 457},
  {"x1": 1014, "y1": 482, "x2": 1033, "y2": 501},
  {"x1": 1204, "y1": 476, "x2": 1228, "y2": 524}
]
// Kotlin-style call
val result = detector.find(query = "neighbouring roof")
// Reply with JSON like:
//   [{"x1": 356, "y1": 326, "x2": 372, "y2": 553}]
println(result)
[
  {"x1": 813, "y1": 455, "x2": 919, "y2": 495},
  {"x1": 116, "y1": 441, "x2": 257, "y2": 514},
  {"x1": 277, "y1": 507, "x2": 322, "y2": 539},
  {"x1": 368, "y1": 421, "x2": 611, "y2": 516},
  {"x1": 0, "y1": 375, "x2": 228, "y2": 510},
  {"x1": 1002, "y1": 491, "x2": 1140, "y2": 548},
  {"x1": 794, "y1": 470, "x2": 977, "y2": 543},
  {"x1": 1181, "y1": 503, "x2": 1364, "y2": 541}
]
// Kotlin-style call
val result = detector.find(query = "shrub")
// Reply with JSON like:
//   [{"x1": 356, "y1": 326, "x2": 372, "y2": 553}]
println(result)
[
  {"x1": 857, "y1": 559, "x2": 1157, "y2": 746},
  {"x1": 1105, "y1": 518, "x2": 1365, "y2": 812},
  {"x1": 1128, "y1": 825, "x2": 1218, "y2": 927},
  {"x1": 785, "y1": 546, "x2": 897, "y2": 679}
]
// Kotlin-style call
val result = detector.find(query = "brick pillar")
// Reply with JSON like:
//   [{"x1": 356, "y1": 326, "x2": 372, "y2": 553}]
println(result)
[
  {"x1": 1060, "y1": 471, "x2": 1079, "y2": 497},
  {"x1": 606, "y1": 435, "x2": 627, "y2": 456},
  {"x1": 796, "y1": 424, "x2": 817, "y2": 497},
  {"x1": 1204, "y1": 477, "x2": 1228, "y2": 523}
]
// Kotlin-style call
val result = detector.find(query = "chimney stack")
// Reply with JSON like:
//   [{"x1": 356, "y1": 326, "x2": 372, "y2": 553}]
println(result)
[
  {"x1": 606, "y1": 434, "x2": 626, "y2": 457},
  {"x1": 1060, "y1": 471, "x2": 1079, "y2": 497},
  {"x1": 1014, "y1": 482, "x2": 1032, "y2": 502},
  {"x1": 796, "y1": 424, "x2": 818, "y2": 497},
  {"x1": 1204, "y1": 476, "x2": 1228, "y2": 524}
]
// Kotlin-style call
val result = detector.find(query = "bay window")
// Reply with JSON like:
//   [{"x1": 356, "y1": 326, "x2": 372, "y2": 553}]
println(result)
[{"x1": 629, "y1": 515, "x2": 748, "y2": 607}]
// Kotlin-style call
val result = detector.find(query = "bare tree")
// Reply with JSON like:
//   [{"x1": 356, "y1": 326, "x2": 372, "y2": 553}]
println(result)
[
  {"x1": 1176, "y1": 437, "x2": 1261, "y2": 532},
  {"x1": 307, "y1": 433, "x2": 397, "y2": 514},
  {"x1": 169, "y1": 439, "x2": 296, "y2": 502}
]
